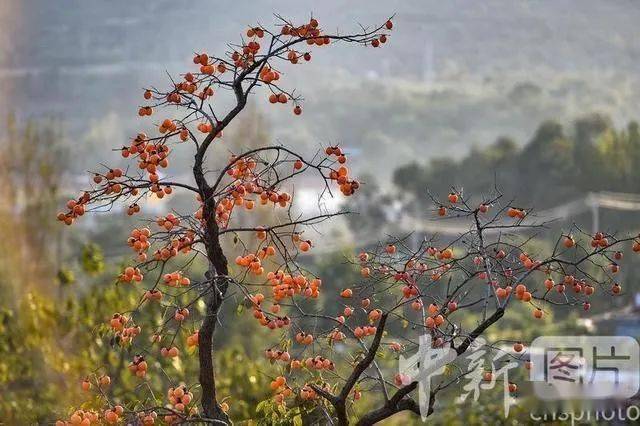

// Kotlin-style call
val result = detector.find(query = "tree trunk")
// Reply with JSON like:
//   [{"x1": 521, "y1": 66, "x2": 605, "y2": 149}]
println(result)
[
  {"x1": 198, "y1": 189, "x2": 231, "y2": 423},
  {"x1": 335, "y1": 401, "x2": 348, "y2": 426},
  {"x1": 199, "y1": 290, "x2": 227, "y2": 421}
]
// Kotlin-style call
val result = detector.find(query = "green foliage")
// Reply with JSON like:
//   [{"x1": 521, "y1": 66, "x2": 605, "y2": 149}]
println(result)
[
  {"x1": 81, "y1": 243, "x2": 105, "y2": 275},
  {"x1": 215, "y1": 347, "x2": 272, "y2": 421},
  {"x1": 255, "y1": 399, "x2": 296, "y2": 425},
  {"x1": 57, "y1": 267, "x2": 76, "y2": 286}
]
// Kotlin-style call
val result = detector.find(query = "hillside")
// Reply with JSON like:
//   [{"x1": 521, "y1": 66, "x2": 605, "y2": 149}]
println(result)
[{"x1": 1, "y1": 0, "x2": 639, "y2": 178}]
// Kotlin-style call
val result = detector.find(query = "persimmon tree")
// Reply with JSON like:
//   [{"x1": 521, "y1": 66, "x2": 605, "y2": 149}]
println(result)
[
  {"x1": 56, "y1": 11, "x2": 640, "y2": 426},
  {"x1": 57, "y1": 14, "x2": 394, "y2": 425},
  {"x1": 287, "y1": 190, "x2": 639, "y2": 425}
]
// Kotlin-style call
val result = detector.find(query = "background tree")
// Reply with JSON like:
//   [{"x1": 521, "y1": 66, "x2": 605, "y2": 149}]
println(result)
[{"x1": 394, "y1": 114, "x2": 640, "y2": 213}]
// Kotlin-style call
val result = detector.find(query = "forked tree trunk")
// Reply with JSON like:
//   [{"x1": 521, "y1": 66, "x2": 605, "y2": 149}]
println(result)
[{"x1": 192, "y1": 83, "x2": 246, "y2": 423}]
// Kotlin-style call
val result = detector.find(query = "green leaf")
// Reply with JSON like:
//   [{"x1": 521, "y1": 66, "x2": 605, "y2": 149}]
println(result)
[
  {"x1": 256, "y1": 400, "x2": 268, "y2": 414},
  {"x1": 56, "y1": 267, "x2": 75, "y2": 286},
  {"x1": 293, "y1": 414, "x2": 303, "y2": 426}
]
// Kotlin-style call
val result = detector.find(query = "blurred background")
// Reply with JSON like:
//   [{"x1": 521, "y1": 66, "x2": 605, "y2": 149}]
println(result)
[{"x1": 1, "y1": 0, "x2": 640, "y2": 423}]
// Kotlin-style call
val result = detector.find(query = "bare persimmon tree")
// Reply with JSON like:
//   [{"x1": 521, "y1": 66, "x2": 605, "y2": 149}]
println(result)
[
  {"x1": 56, "y1": 11, "x2": 640, "y2": 426},
  {"x1": 57, "y1": 14, "x2": 394, "y2": 426},
  {"x1": 288, "y1": 190, "x2": 638, "y2": 425}
]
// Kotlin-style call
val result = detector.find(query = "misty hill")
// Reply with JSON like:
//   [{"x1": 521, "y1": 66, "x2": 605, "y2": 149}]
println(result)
[{"x1": 2, "y1": 0, "x2": 639, "y2": 178}]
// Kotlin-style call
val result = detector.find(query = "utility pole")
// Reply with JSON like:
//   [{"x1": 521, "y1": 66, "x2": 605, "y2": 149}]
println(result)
[{"x1": 587, "y1": 193, "x2": 600, "y2": 234}]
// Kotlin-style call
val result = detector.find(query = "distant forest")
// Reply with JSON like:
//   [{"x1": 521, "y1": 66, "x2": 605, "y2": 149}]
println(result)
[{"x1": 393, "y1": 113, "x2": 640, "y2": 209}]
